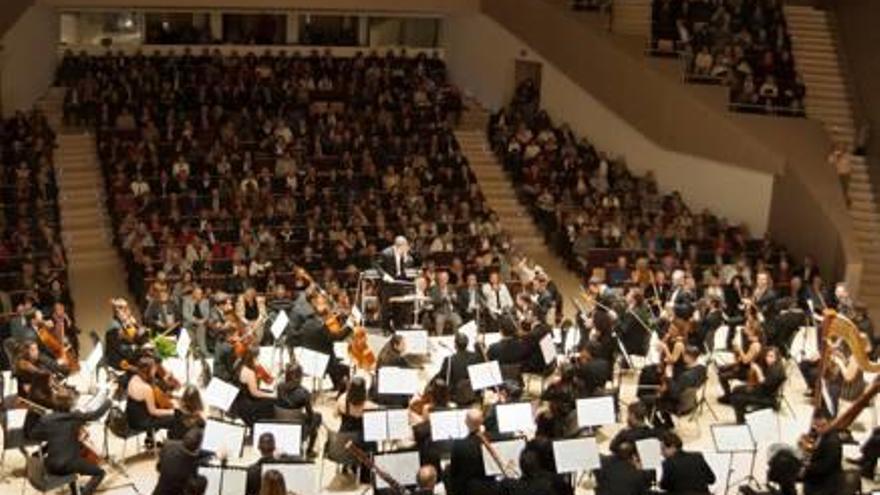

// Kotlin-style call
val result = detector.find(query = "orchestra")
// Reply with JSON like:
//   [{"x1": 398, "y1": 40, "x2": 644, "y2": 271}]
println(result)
[{"x1": 6, "y1": 243, "x2": 880, "y2": 495}]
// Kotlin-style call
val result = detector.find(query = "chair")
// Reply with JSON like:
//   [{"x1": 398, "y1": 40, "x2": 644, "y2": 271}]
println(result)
[
  {"x1": 103, "y1": 405, "x2": 153, "y2": 471},
  {"x1": 689, "y1": 375, "x2": 719, "y2": 422},
  {"x1": 773, "y1": 378, "x2": 797, "y2": 418},
  {"x1": 24, "y1": 448, "x2": 77, "y2": 495},
  {"x1": 2, "y1": 405, "x2": 40, "y2": 481},
  {"x1": 319, "y1": 430, "x2": 361, "y2": 484}
]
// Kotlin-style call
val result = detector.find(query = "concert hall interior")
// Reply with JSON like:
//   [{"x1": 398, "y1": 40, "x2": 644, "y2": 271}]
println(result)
[{"x1": 3, "y1": 0, "x2": 880, "y2": 494}]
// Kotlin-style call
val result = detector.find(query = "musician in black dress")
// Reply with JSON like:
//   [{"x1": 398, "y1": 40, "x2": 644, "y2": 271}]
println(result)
[
  {"x1": 230, "y1": 348, "x2": 275, "y2": 426},
  {"x1": 275, "y1": 363, "x2": 321, "y2": 457},
  {"x1": 727, "y1": 346, "x2": 787, "y2": 423}
]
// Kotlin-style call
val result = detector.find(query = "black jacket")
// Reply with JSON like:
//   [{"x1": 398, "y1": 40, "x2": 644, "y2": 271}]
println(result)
[
  {"x1": 32, "y1": 399, "x2": 112, "y2": 473},
  {"x1": 802, "y1": 428, "x2": 842, "y2": 495},
  {"x1": 609, "y1": 425, "x2": 658, "y2": 455},
  {"x1": 487, "y1": 337, "x2": 528, "y2": 365},
  {"x1": 659, "y1": 450, "x2": 716, "y2": 495},
  {"x1": 152, "y1": 441, "x2": 211, "y2": 495},
  {"x1": 447, "y1": 432, "x2": 492, "y2": 495},
  {"x1": 595, "y1": 455, "x2": 652, "y2": 495}
]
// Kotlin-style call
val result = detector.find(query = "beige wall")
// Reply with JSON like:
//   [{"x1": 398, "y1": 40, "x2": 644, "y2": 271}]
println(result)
[
  {"x1": 2, "y1": 4, "x2": 59, "y2": 116},
  {"x1": 0, "y1": 0, "x2": 33, "y2": 39},
  {"x1": 444, "y1": 13, "x2": 773, "y2": 235},
  {"x1": 39, "y1": 0, "x2": 477, "y2": 13}
]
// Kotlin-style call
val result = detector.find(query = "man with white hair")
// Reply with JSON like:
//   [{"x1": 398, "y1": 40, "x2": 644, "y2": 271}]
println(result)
[
  {"x1": 833, "y1": 282, "x2": 853, "y2": 316},
  {"x1": 377, "y1": 236, "x2": 419, "y2": 329},
  {"x1": 666, "y1": 269, "x2": 695, "y2": 320},
  {"x1": 447, "y1": 409, "x2": 496, "y2": 495},
  {"x1": 379, "y1": 235, "x2": 417, "y2": 280}
]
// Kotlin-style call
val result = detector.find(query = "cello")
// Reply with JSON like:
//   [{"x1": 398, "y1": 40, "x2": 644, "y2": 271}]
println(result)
[{"x1": 36, "y1": 319, "x2": 80, "y2": 373}]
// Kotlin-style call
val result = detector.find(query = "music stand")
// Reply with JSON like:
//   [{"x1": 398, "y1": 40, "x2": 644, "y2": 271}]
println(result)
[{"x1": 710, "y1": 423, "x2": 760, "y2": 494}]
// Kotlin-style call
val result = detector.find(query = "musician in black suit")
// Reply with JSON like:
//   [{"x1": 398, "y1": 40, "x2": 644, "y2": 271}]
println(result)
[
  {"x1": 447, "y1": 409, "x2": 497, "y2": 495},
  {"x1": 609, "y1": 402, "x2": 658, "y2": 455},
  {"x1": 658, "y1": 431, "x2": 716, "y2": 494},
  {"x1": 698, "y1": 296, "x2": 725, "y2": 351},
  {"x1": 801, "y1": 412, "x2": 842, "y2": 495},
  {"x1": 751, "y1": 271, "x2": 779, "y2": 323},
  {"x1": 435, "y1": 332, "x2": 481, "y2": 404},
  {"x1": 667, "y1": 270, "x2": 696, "y2": 321},
  {"x1": 487, "y1": 319, "x2": 529, "y2": 365},
  {"x1": 728, "y1": 346, "x2": 787, "y2": 423},
  {"x1": 154, "y1": 428, "x2": 210, "y2": 495},
  {"x1": 595, "y1": 441, "x2": 651, "y2": 495},
  {"x1": 643, "y1": 346, "x2": 707, "y2": 429},
  {"x1": 31, "y1": 394, "x2": 112, "y2": 495},
  {"x1": 245, "y1": 432, "x2": 294, "y2": 495},
  {"x1": 771, "y1": 297, "x2": 807, "y2": 356},
  {"x1": 378, "y1": 236, "x2": 418, "y2": 279},
  {"x1": 377, "y1": 236, "x2": 419, "y2": 329},
  {"x1": 300, "y1": 294, "x2": 349, "y2": 392}
]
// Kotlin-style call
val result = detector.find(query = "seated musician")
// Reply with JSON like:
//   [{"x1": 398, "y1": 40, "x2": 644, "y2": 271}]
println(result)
[
  {"x1": 105, "y1": 298, "x2": 145, "y2": 372},
  {"x1": 414, "y1": 464, "x2": 442, "y2": 495},
  {"x1": 209, "y1": 295, "x2": 238, "y2": 383},
  {"x1": 446, "y1": 409, "x2": 497, "y2": 495},
  {"x1": 408, "y1": 378, "x2": 452, "y2": 428},
  {"x1": 636, "y1": 321, "x2": 686, "y2": 400},
  {"x1": 230, "y1": 347, "x2": 275, "y2": 426},
  {"x1": 435, "y1": 332, "x2": 481, "y2": 404},
  {"x1": 168, "y1": 385, "x2": 206, "y2": 441},
  {"x1": 300, "y1": 291, "x2": 350, "y2": 392},
  {"x1": 377, "y1": 334, "x2": 408, "y2": 368},
  {"x1": 717, "y1": 319, "x2": 763, "y2": 398},
  {"x1": 275, "y1": 363, "x2": 321, "y2": 457},
  {"x1": 486, "y1": 317, "x2": 528, "y2": 366},
  {"x1": 15, "y1": 340, "x2": 70, "y2": 436},
  {"x1": 640, "y1": 346, "x2": 706, "y2": 429},
  {"x1": 15, "y1": 310, "x2": 69, "y2": 375},
  {"x1": 50, "y1": 302, "x2": 80, "y2": 357},
  {"x1": 572, "y1": 342, "x2": 612, "y2": 397},
  {"x1": 31, "y1": 392, "x2": 111, "y2": 495},
  {"x1": 336, "y1": 376, "x2": 375, "y2": 483},
  {"x1": 236, "y1": 286, "x2": 267, "y2": 343},
  {"x1": 154, "y1": 428, "x2": 210, "y2": 495},
  {"x1": 507, "y1": 448, "x2": 569, "y2": 495},
  {"x1": 618, "y1": 288, "x2": 653, "y2": 358},
  {"x1": 609, "y1": 402, "x2": 658, "y2": 456},
  {"x1": 595, "y1": 441, "x2": 652, "y2": 495},
  {"x1": 726, "y1": 346, "x2": 787, "y2": 423},
  {"x1": 852, "y1": 424, "x2": 880, "y2": 478},
  {"x1": 430, "y1": 270, "x2": 462, "y2": 335},
  {"x1": 483, "y1": 379, "x2": 523, "y2": 437},
  {"x1": 800, "y1": 411, "x2": 843, "y2": 495},
  {"x1": 126, "y1": 356, "x2": 176, "y2": 442},
  {"x1": 658, "y1": 431, "x2": 716, "y2": 494},
  {"x1": 144, "y1": 289, "x2": 182, "y2": 335},
  {"x1": 246, "y1": 432, "x2": 295, "y2": 495},
  {"x1": 536, "y1": 363, "x2": 580, "y2": 438}
]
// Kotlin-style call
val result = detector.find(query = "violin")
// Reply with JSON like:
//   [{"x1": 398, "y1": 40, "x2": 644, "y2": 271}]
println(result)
[
  {"x1": 224, "y1": 310, "x2": 274, "y2": 385},
  {"x1": 313, "y1": 293, "x2": 346, "y2": 337}
]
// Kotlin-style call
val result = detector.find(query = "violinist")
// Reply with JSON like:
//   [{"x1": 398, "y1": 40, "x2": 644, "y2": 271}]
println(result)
[
  {"x1": 275, "y1": 363, "x2": 321, "y2": 458},
  {"x1": 31, "y1": 392, "x2": 111, "y2": 495},
  {"x1": 435, "y1": 332, "x2": 481, "y2": 404},
  {"x1": 447, "y1": 409, "x2": 498, "y2": 495},
  {"x1": 168, "y1": 385, "x2": 206, "y2": 441},
  {"x1": 300, "y1": 290, "x2": 350, "y2": 392},
  {"x1": 230, "y1": 347, "x2": 275, "y2": 426},
  {"x1": 409, "y1": 378, "x2": 452, "y2": 428},
  {"x1": 640, "y1": 346, "x2": 706, "y2": 429},
  {"x1": 106, "y1": 298, "x2": 145, "y2": 372},
  {"x1": 126, "y1": 356, "x2": 176, "y2": 445},
  {"x1": 726, "y1": 346, "x2": 787, "y2": 423},
  {"x1": 210, "y1": 296, "x2": 238, "y2": 382},
  {"x1": 235, "y1": 286, "x2": 267, "y2": 343},
  {"x1": 637, "y1": 320, "x2": 686, "y2": 400},
  {"x1": 718, "y1": 319, "x2": 764, "y2": 399}
]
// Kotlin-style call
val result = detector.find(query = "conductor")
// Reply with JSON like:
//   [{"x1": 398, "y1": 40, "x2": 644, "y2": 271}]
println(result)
[{"x1": 377, "y1": 236, "x2": 419, "y2": 329}]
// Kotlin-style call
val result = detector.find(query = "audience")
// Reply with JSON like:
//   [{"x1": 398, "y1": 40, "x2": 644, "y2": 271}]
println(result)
[{"x1": 651, "y1": 0, "x2": 805, "y2": 116}]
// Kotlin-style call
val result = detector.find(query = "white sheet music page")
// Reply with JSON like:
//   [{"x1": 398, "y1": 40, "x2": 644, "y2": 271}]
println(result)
[
  {"x1": 373, "y1": 451, "x2": 420, "y2": 489},
  {"x1": 387, "y1": 408, "x2": 413, "y2": 441},
  {"x1": 204, "y1": 378, "x2": 240, "y2": 411},
  {"x1": 711, "y1": 424, "x2": 755, "y2": 453},
  {"x1": 467, "y1": 361, "x2": 503, "y2": 391},
  {"x1": 293, "y1": 347, "x2": 330, "y2": 377},
  {"x1": 84, "y1": 342, "x2": 103, "y2": 372},
  {"x1": 252, "y1": 422, "x2": 302, "y2": 456},
  {"x1": 262, "y1": 463, "x2": 317, "y2": 495},
  {"x1": 377, "y1": 366, "x2": 420, "y2": 395},
  {"x1": 270, "y1": 310, "x2": 289, "y2": 340},
  {"x1": 203, "y1": 420, "x2": 246, "y2": 458},
  {"x1": 552, "y1": 437, "x2": 600, "y2": 473},
  {"x1": 539, "y1": 333, "x2": 557, "y2": 365},
  {"x1": 397, "y1": 329, "x2": 429, "y2": 355},
  {"x1": 497, "y1": 402, "x2": 536, "y2": 433},
  {"x1": 176, "y1": 328, "x2": 191, "y2": 358},
  {"x1": 481, "y1": 438, "x2": 526, "y2": 478},
  {"x1": 430, "y1": 410, "x2": 468, "y2": 441},
  {"x1": 636, "y1": 438, "x2": 663, "y2": 471},
  {"x1": 575, "y1": 396, "x2": 616, "y2": 427},
  {"x1": 363, "y1": 410, "x2": 389, "y2": 442},
  {"x1": 704, "y1": 452, "x2": 731, "y2": 495},
  {"x1": 745, "y1": 408, "x2": 779, "y2": 446}
]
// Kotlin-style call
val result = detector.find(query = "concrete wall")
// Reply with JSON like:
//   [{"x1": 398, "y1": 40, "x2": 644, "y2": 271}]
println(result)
[
  {"x1": 1, "y1": 4, "x2": 59, "y2": 116},
  {"x1": 444, "y1": 13, "x2": 773, "y2": 236}
]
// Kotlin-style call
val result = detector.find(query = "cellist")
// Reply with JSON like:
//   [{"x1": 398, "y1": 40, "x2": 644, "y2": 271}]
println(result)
[{"x1": 125, "y1": 356, "x2": 176, "y2": 447}]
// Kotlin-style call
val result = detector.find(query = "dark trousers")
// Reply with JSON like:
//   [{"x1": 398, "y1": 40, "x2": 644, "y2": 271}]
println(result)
[
  {"x1": 48, "y1": 457, "x2": 105, "y2": 495},
  {"x1": 729, "y1": 385, "x2": 775, "y2": 423},
  {"x1": 861, "y1": 428, "x2": 880, "y2": 475},
  {"x1": 718, "y1": 363, "x2": 747, "y2": 397}
]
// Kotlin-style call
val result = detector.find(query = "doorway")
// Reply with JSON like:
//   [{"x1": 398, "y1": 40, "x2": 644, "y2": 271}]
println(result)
[{"x1": 514, "y1": 59, "x2": 542, "y2": 100}]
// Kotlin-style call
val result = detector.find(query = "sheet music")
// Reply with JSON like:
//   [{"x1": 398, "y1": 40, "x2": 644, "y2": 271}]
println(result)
[
  {"x1": 552, "y1": 437, "x2": 600, "y2": 473},
  {"x1": 636, "y1": 438, "x2": 663, "y2": 472},
  {"x1": 351, "y1": 305, "x2": 363, "y2": 325},
  {"x1": 200, "y1": 465, "x2": 248, "y2": 495},
  {"x1": 176, "y1": 328, "x2": 192, "y2": 358},
  {"x1": 367, "y1": 334, "x2": 391, "y2": 357},
  {"x1": 457, "y1": 321, "x2": 478, "y2": 351},
  {"x1": 704, "y1": 452, "x2": 731, "y2": 495},
  {"x1": 713, "y1": 326, "x2": 730, "y2": 352},
  {"x1": 483, "y1": 333, "x2": 502, "y2": 348},
  {"x1": 539, "y1": 333, "x2": 557, "y2": 365},
  {"x1": 252, "y1": 422, "x2": 302, "y2": 456},
  {"x1": 482, "y1": 438, "x2": 526, "y2": 478},
  {"x1": 363, "y1": 410, "x2": 389, "y2": 442},
  {"x1": 467, "y1": 361, "x2": 503, "y2": 391},
  {"x1": 575, "y1": 396, "x2": 616, "y2": 427},
  {"x1": 7, "y1": 408, "x2": 27, "y2": 430},
  {"x1": 646, "y1": 331, "x2": 661, "y2": 365},
  {"x1": 745, "y1": 408, "x2": 779, "y2": 446},
  {"x1": 373, "y1": 450, "x2": 420, "y2": 489},
  {"x1": 293, "y1": 347, "x2": 330, "y2": 377},
  {"x1": 204, "y1": 378, "x2": 240, "y2": 411},
  {"x1": 84, "y1": 342, "x2": 103, "y2": 372},
  {"x1": 430, "y1": 409, "x2": 468, "y2": 441},
  {"x1": 387, "y1": 408, "x2": 412, "y2": 441},
  {"x1": 270, "y1": 310, "x2": 289, "y2": 340},
  {"x1": 496, "y1": 402, "x2": 535, "y2": 433},
  {"x1": 262, "y1": 462, "x2": 317, "y2": 495},
  {"x1": 711, "y1": 424, "x2": 755, "y2": 453},
  {"x1": 163, "y1": 358, "x2": 186, "y2": 385},
  {"x1": 203, "y1": 420, "x2": 246, "y2": 457},
  {"x1": 2, "y1": 370, "x2": 17, "y2": 397},
  {"x1": 397, "y1": 329, "x2": 429, "y2": 355},
  {"x1": 377, "y1": 366, "x2": 420, "y2": 395}
]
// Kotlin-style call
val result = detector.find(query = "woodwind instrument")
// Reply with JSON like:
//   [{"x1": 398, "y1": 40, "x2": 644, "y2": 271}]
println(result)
[
  {"x1": 344, "y1": 441, "x2": 411, "y2": 495},
  {"x1": 476, "y1": 430, "x2": 519, "y2": 478}
]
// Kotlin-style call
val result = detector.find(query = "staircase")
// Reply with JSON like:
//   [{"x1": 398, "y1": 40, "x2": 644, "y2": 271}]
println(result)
[
  {"x1": 784, "y1": 6, "x2": 880, "y2": 311},
  {"x1": 455, "y1": 102, "x2": 582, "y2": 316},
  {"x1": 37, "y1": 88, "x2": 132, "y2": 341},
  {"x1": 785, "y1": 5, "x2": 856, "y2": 148},
  {"x1": 609, "y1": 0, "x2": 651, "y2": 37}
]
